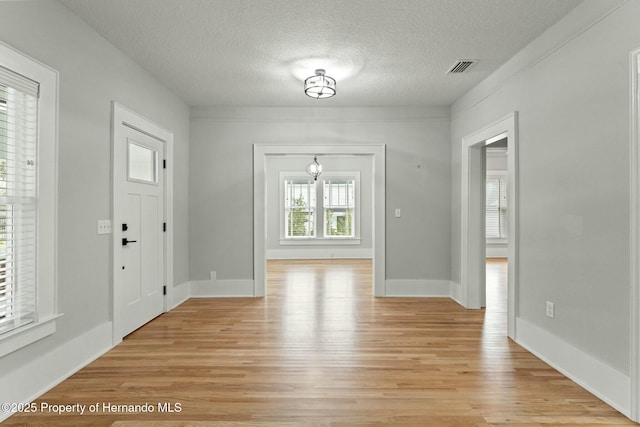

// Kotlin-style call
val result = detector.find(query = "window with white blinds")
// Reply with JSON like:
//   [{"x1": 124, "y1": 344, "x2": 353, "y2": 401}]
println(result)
[
  {"x1": 486, "y1": 176, "x2": 508, "y2": 239},
  {"x1": 323, "y1": 179, "x2": 355, "y2": 238},
  {"x1": 284, "y1": 178, "x2": 316, "y2": 238},
  {"x1": 281, "y1": 173, "x2": 359, "y2": 242},
  {"x1": 0, "y1": 66, "x2": 39, "y2": 336},
  {"x1": 0, "y1": 44, "x2": 56, "y2": 358}
]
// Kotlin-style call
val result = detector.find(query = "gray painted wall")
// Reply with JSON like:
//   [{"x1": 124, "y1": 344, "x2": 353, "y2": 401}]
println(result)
[
  {"x1": 0, "y1": 0, "x2": 190, "y2": 369},
  {"x1": 451, "y1": 0, "x2": 636, "y2": 373},
  {"x1": 189, "y1": 107, "x2": 451, "y2": 281}
]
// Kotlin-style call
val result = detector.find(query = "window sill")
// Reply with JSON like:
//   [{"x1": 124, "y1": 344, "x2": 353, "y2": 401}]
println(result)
[
  {"x1": 0, "y1": 313, "x2": 63, "y2": 358},
  {"x1": 280, "y1": 238, "x2": 361, "y2": 246}
]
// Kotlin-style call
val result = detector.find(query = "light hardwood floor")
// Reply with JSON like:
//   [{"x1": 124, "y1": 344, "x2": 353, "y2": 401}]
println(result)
[{"x1": 3, "y1": 259, "x2": 634, "y2": 426}]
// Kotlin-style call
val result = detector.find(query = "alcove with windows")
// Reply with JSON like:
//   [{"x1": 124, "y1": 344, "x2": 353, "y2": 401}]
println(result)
[
  {"x1": 282, "y1": 173, "x2": 359, "y2": 241},
  {"x1": 265, "y1": 154, "x2": 372, "y2": 260}
]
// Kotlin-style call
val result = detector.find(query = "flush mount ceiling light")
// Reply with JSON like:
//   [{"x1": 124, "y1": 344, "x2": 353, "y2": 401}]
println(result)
[
  {"x1": 306, "y1": 156, "x2": 322, "y2": 181},
  {"x1": 304, "y1": 69, "x2": 336, "y2": 99}
]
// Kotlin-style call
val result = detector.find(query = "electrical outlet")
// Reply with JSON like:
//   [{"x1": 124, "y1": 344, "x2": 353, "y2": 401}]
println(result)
[
  {"x1": 97, "y1": 219, "x2": 112, "y2": 235},
  {"x1": 546, "y1": 301, "x2": 555, "y2": 319}
]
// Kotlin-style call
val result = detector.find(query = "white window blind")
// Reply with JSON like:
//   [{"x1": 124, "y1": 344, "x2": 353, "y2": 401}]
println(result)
[
  {"x1": 323, "y1": 178, "x2": 355, "y2": 238},
  {"x1": 0, "y1": 65, "x2": 39, "y2": 335},
  {"x1": 284, "y1": 179, "x2": 316, "y2": 238},
  {"x1": 486, "y1": 176, "x2": 507, "y2": 239}
]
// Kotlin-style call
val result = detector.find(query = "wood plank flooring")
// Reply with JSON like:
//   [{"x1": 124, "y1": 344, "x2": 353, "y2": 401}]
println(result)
[{"x1": 3, "y1": 259, "x2": 634, "y2": 426}]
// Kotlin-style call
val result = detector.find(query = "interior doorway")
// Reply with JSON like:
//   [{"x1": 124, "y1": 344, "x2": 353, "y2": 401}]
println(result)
[
  {"x1": 253, "y1": 145, "x2": 386, "y2": 298},
  {"x1": 460, "y1": 113, "x2": 517, "y2": 339},
  {"x1": 485, "y1": 139, "x2": 508, "y2": 322}
]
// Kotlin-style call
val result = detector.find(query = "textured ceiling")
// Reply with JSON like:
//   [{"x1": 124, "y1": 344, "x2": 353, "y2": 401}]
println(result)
[{"x1": 59, "y1": 0, "x2": 582, "y2": 108}]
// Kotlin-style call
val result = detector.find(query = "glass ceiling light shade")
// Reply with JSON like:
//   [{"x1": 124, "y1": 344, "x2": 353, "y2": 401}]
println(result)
[
  {"x1": 306, "y1": 156, "x2": 322, "y2": 181},
  {"x1": 304, "y1": 69, "x2": 336, "y2": 99}
]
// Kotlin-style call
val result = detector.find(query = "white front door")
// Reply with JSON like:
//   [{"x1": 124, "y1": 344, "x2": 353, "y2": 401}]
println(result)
[{"x1": 116, "y1": 125, "x2": 164, "y2": 337}]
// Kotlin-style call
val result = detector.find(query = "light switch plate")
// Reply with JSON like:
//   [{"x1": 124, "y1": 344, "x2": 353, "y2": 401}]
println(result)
[
  {"x1": 546, "y1": 301, "x2": 555, "y2": 318},
  {"x1": 395, "y1": 208, "x2": 401, "y2": 218},
  {"x1": 97, "y1": 219, "x2": 112, "y2": 235}
]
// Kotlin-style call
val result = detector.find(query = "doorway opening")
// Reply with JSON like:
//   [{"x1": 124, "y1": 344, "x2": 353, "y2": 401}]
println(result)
[
  {"x1": 485, "y1": 139, "x2": 508, "y2": 332},
  {"x1": 460, "y1": 113, "x2": 517, "y2": 339},
  {"x1": 253, "y1": 145, "x2": 386, "y2": 298}
]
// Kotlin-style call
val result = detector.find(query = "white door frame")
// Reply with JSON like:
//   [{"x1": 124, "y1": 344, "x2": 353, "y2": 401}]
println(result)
[
  {"x1": 253, "y1": 144, "x2": 386, "y2": 296},
  {"x1": 629, "y1": 47, "x2": 640, "y2": 422},
  {"x1": 461, "y1": 112, "x2": 518, "y2": 339},
  {"x1": 111, "y1": 102, "x2": 174, "y2": 345}
]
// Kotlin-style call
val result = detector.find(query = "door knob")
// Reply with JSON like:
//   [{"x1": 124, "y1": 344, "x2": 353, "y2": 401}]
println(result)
[{"x1": 122, "y1": 238, "x2": 138, "y2": 246}]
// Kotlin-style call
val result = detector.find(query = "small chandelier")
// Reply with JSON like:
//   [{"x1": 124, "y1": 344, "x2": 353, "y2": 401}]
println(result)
[
  {"x1": 306, "y1": 156, "x2": 322, "y2": 181},
  {"x1": 304, "y1": 69, "x2": 336, "y2": 99}
]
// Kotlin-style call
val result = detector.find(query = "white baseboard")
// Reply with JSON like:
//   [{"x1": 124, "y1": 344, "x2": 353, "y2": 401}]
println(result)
[
  {"x1": 449, "y1": 281, "x2": 465, "y2": 306},
  {"x1": 267, "y1": 248, "x2": 373, "y2": 259},
  {"x1": 385, "y1": 279, "x2": 451, "y2": 297},
  {"x1": 190, "y1": 272, "x2": 254, "y2": 297},
  {"x1": 0, "y1": 321, "x2": 113, "y2": 422},
  {"x1": 172, "y1": 281, "x2": 190, "y2": 308},
  {"x1": 515, "y1": 318, "x2": 631, "y2": 417}
]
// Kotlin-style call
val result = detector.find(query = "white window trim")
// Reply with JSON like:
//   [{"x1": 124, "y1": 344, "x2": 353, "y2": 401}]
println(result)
[
  {"x1": 279, "y1": 171, "x2": 361, "y2": 245},
  {"x1": 322, "y1": 175, "x2": 358, "y2": 239},
  {"x1": 0, "y1": 42, "x2": 59, "y2": 358},
  {"x1": 281, "y1": 175, "x2": 316, "y2": 239}
]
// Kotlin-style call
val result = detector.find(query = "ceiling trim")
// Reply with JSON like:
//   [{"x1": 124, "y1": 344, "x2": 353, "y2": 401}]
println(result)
[{"x1": 190, "y1": 106, "x2": 451, "y2": 123}]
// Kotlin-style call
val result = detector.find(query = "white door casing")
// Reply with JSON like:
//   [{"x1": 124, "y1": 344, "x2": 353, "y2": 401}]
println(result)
[
  {"x1": 630, "y1": 47, "x2": 640, "y2": 422},
  {"x1": 112, "y1": 102, "x2": 174, "y2": 344},
  {"x1": 461, "y1": 112, "x2": 518, "y2": 339}
]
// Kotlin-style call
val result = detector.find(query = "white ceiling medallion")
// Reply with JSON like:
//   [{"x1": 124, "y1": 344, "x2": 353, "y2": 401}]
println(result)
[{"x1": 304, "y1": 69, "x2": 336, "y2": 99}]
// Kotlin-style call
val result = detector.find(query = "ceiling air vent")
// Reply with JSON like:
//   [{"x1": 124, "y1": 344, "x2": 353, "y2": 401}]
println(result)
[{"x1": 447, "y1": 60, "x2": 477, "y2": 74}]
